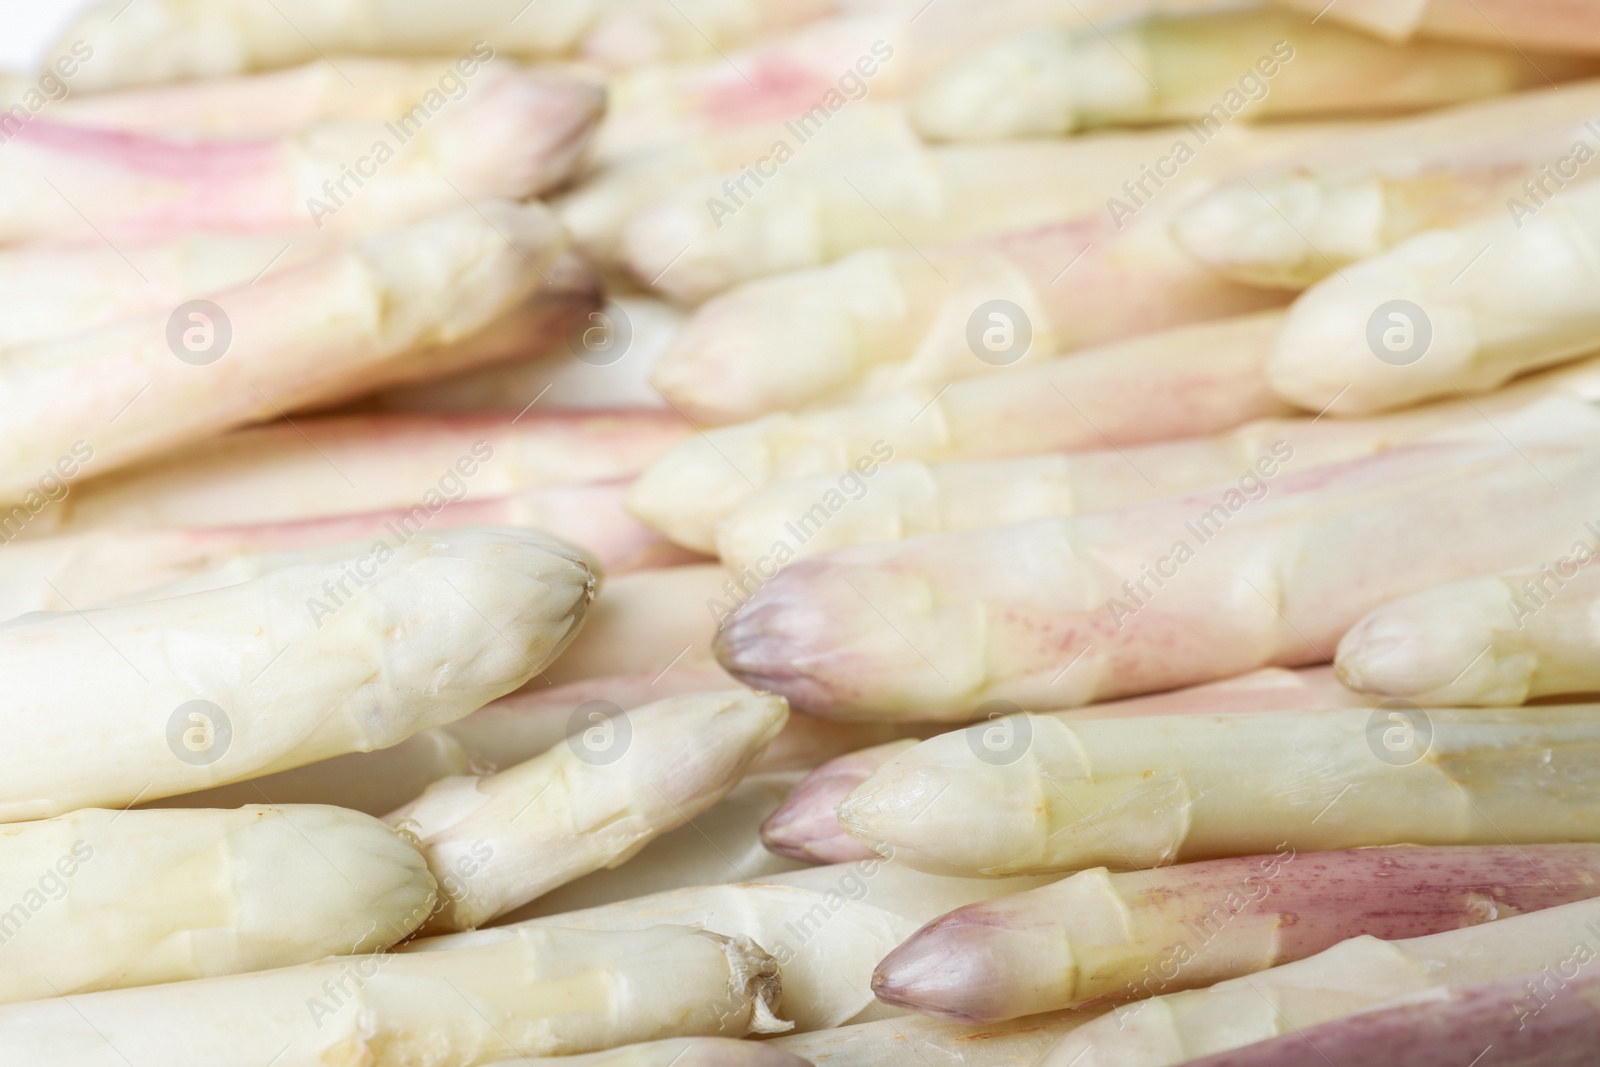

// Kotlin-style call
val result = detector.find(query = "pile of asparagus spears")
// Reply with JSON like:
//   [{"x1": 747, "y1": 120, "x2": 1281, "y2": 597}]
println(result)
[{"x1": 3, "y1": 0, "x2": 1600, "y2": 1063}]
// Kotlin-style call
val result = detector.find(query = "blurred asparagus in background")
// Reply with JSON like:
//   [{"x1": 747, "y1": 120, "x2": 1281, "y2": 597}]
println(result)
[
  {"x1": 537, "y1": 564, "x2": 725, "y2": 686},
  {"x1": 1271, "y1": 0, "x2": 1600, "y2": 54},
  {"x1": 771, "y1": 1009, "x2": 1097, "y2": 1066},
  {"x1": 484, "y1": 1038, "x2": 811, "y2": 1067}
]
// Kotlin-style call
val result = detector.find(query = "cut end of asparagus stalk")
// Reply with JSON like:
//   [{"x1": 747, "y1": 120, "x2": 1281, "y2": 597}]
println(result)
[{"x1": 761, "y1": 739, "x2": 918, "y2": 863}]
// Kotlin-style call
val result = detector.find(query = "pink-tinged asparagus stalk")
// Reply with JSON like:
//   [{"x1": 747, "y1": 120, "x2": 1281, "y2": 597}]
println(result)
[
  {"x1": 632, "y1": 311, "x2": 1295, "y2": 552},
  {"x1": 0, "y1": 79, "x2": 599, "y2": 244},
  {"x1": 761, "y1": 666, "x2": 1369, "y2": 864},
  {"x1": 1272, "y1": 0, "x2": 1600, "y2": 54},
  {"x1": 771, "y1": 1010, "x2": 1099, "y2": 1067},
  {"x1": 1173, "y1": 80, "x2": 1600, "y2": 289},
  {"x1": 623, "y1": 129, "x2": 1315, "y2": 303},
  {"x1": 715, "y1": 397, "x2": 1600, "y2": 720},
  {"x1": 537, "y1": 564, "x2": 728, "y2": 687},
  {"x1": 712, "y1": 352, "x2": 1600, "y2": 572},
  {"x1": 1336, "y1": 561, "x2": 1600, "y2": 706},
  {"x1": 875, "y1": 844, "x2": 1600, "y2": 1023},
  {"x1": 49, "y1": 409, "x2": 690, "y2": 533},
  {"x1": 910, "y1": 8, "x2": 1592, "y2": 142},
  {"x1": 1037, "y1": 896, "x2": 1600, "y2": 1067},
  {"x1": 1269, "y1": 178, "x2": 1600, "y2": 415},
  {"x1": 648, "y1": 121, "x2": 1350, "y2": 423},
  {"x1": 50, "y1": 0, "x2": 843, "y2": 86},
  {"x1": 1174, "y1": 968, "x2": 1600, "y2": 1067},
  {"x1": 0, "y1": 203, "x2": 585, "y2": 506}
]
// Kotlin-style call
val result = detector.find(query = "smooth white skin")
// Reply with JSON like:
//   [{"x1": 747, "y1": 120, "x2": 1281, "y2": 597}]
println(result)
[
  {"x1": 0, "y1": 805, "x2": 436, "y2": 1004},
  {"x1": 0, "y1": 528, "x2": 594, "y2": 822}
]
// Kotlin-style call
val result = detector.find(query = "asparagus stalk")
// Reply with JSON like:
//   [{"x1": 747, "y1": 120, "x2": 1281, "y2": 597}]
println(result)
[
  {"x1": 0, "y1": 805, "x2": 434, "y2": 1004},
  {"x1": 839, "y1": 705, "x2": 1600, "y2": 876},
  {"x1": 1037, "y1": 895, "x2": 1600, "y2": 1067},
  {"x1": 1271, "y1": 0, "x2": 1600, "y2": 53},
  {"x1": 1174, "y1": 968, "x2": 1600, "y2": 1067},
  {"x1": 51, "y1": 410, "x2": 689, "y2": 534},
  {"x1": 538, "y1": 565, "x2": 728, "y2": 687},
  {"x1": 770, "y1": 1009, "x2": 1098, "y2": 1067},
  {"x1": 910, "y1": 8, "x2": 1585, "y2": 141},
  {"x1": 1270, "y1": 178, "x2": 1600, "y2": 415},
  {"x1": 1173, "y1": 81, "x2": 1600, "y2": 288},
  {"x1": 714, "y1": 397, "x2": 1600, "y2": 719},
  {"x1": 0, "y1": 924, "x2": 786, "y2": 1065},
  {"x1": 502, "y1": 861, "x2": 1053, "y2": 1031},
  {"x1": 386, "y1": 691, "x2": 789, "y2": 931},
  {"x1": 0, "y1": 528, "x2": 593, "y2": 822},
  {"x1": 876, "y1": 844, "x2": 1600, "y2": 1022},
  {"x1": 51, "y1": 0, "x2": 838, "y2": 86},
  {"x1": 1336, "y1": 563, "x2": 1600, "y2": 706},
  {"x1": 632, "y1": 311, "x2": 1294, "y2": 550},
  {"x1": 764, "y1": 667, "x2": 1368, "y2": 864},
  {"x1": 484, "y1": 1038, "x2": 810, "y2": 1067}
]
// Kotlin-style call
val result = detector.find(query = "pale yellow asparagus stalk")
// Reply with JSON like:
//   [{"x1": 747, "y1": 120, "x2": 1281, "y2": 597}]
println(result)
[
  {"x1": 911, "y1": 7, "x2": 1589, "y2": 141},
  {"x1": 1172, "y1": 80, "x2": 1600, "y2": 289},
  {"x1": 386, "y1": 691, "x2": 789, "y2": 932},
  {"x1": 714, "y1": 397, "x2": 1600, "y2": 719},
  {"x1": 633, "y1": 311, "x2": 1293, "y2": 552},
  {"x1": 539, "y1": 564, "x2": 728, "y2": 687},
  {"x1": 0, "y1": 924, "x2": 786, "y2": 1066},
  {"x1": 840, "y1": 705, "x2": 1600, "y2": 876},
  {"x1": 484, "y1": 1038, "x2": 810, "y2": 1067},
  {"x1": 0, "y1": 805, "x2": 435, "y2": 1004},
  {"x1": 875, "y1": 844, "x2": 1600, "y2": 1022},
  {"x1": 712, "y1": 352, "x2": 1600, "y2": 571},
  {"x1": 624, "y1": 131, "x2": 1290, "y2": 303},
  {"x1": 771, "y1": 1010, "x2": 1098, "y2": 1066},
  {"x1": 1270, "y1": 178, "x2": 1600, "y2": 414},
  {"x1": 1038, "y1": 896, "x2": 1600, "y2": 1067},
  {"x1": 648, "y1": 123, "x2": 1346, "y2": 424},
  {"x1": 1271, "y1": 0, "x2": 1600, "y2": 53},
  {"x1": 1337, "y1": 561, "x2": 1600, "y2": 705},
  {"x1": 0, "y1": 528, "x2": 592, "y2": 822},
  {"x1": 764, "y1": 666, "x2": 1369, "y2": 863},
  {"x1": 0, "y1": 202, "x2": 576, "y2": 504},
  {"x1": 500, "y1": 861, "x2": 1053, "y2": 1031},
  {"x1": 46, "y1": 409, "x2": 689, "y2": 534}
]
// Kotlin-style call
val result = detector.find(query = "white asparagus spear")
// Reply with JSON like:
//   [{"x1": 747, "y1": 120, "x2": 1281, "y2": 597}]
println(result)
[
  {"x1": 0, "y1": 924, "x2": 786, "y2": 1066},
  {"x1": 484, "y1": 1038, "x2": 810, "y2": 1067},
  {"x1": 633, "y1": 311, "x2": 1294, "y2": 552},
  {"x1": 712, "y1": 352, "x2": 1600, "y2": 571},
  {"x1": 386, "y1": 691, "x2": 789, "y2": 931},
  {"x1": 1037, "y1": 895, "x2": 1600, "y2": 1067},
  {"x1": 839, "y1": 705, "x2": 1600, "y2": 876},
  {"x1": 875, "y1": 844, "x2": 1600, "y2": 1022},
  {"x1": 50, "y1": 0, "x2": 840, "y2": 87},
  {"x1": 1172, "y1": 80, "x2": 1600, "y2": 289},
  {"x1": 1271, "y1": 0, "x2": 1600, "y2": 54},
  {"x1": 0, "y1": 202, "x2": 578, "y2": 505},
  {"x1": 648, "y1": 123, "x2": 1347, "y2": 424},
  {"x1": 0, "y1": 81, "x2": 599, "y2": 245},
  {"x1": 0, "y1": 528, "x2": 593, "y2": 822},
  {"x1": 1269, "y1": 178, "x2": 1600, "y2": 415},
  {"x1": 763, "y1": 666, "x2": 1369, "y2": 863},
  {"x1": 623, "y1": 130, "x2": 1291, "y2": 303},
  {"x1": 713, "y1": 397, "x2": 1600, "y2": 720},
  {"x1": 47, "y1": 409, "x2": 689, "y2": 535},
  {"x1": 911, "y1": 7, "x2": 1590, "y2": 141},
  {"x1": 0, "y1": 805, "x2": 435, "y2": 1004},
  {"x1": 498, "y1": 861, "x2": 1053, "y2": 1031},
  {"x1": 1336, "y1": 560, "x2": 1600, "y2": 706},
  {"x1": 771, "y1": 1010, "x2": 1098, "y2": 1066},
  {"x1": 538, "y1": 564, "x2": 727, "y2": 687}
]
